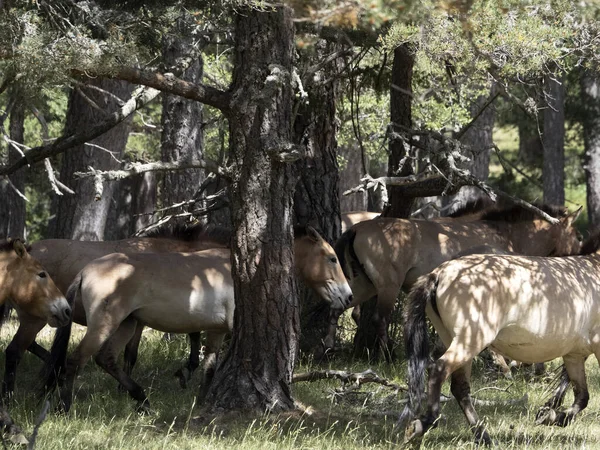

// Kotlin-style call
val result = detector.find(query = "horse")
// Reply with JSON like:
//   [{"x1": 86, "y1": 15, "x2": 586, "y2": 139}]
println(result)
[
  {"x1": 42, "y1": 226, "x2": 352, "y2": 412},
  {"x1": 331, "y1": 204, "x2": 582, "y2": 359},
  {"x1": 0, "y1": 239, "x2": 70, "y2": 440},
  {"x1": 400, "y1": 230, "x2": 600, "y2": 446},
  {"x1": 341, "y1": 212, "x2": 380, "y2": 232},
  {"x1": 1, "y1": 224, "x2": 230, "y2": 399}
]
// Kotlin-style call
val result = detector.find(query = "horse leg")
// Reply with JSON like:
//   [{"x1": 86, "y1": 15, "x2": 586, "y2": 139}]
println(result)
[
  {"x1": 197, "y1": 331, "x2": 225, "y2": 403},
  {"x1": 350, "y1": 305, "x2": 361, "y2": 326},
  {"x1": 536, "y1": 365, "x2": 570, "y2": 420},
  {"x1": 450, "y1": 361, "x2": 491, "y2": 445},
  {"x1": 123, "y1": 321, "x2": 144, "y2": 379},
  {"x1": 94, "y1": 318, "x2": 150, "y2": 413},
  {"x1": 174, "y1": 332, "x2": 201, "y2": 389},
  {"x1": 2, "y1": 317, "x2": 46, "y2": 402},
  {"x1": 487, "y1": 348, "x2": 512, "y2": 378},
  {"x1": 58, "y1": 317, "x2": 125, "y2": 413},
  {"x1": 406, "y1": 341, "x2": 485, "y2": 444},
  {"x1": 319, "y1": 307, "x2": 344, "y2": 359},
  {"x1": 373, "y1": 286, "x2": 399, "y2": 362},
  {"x1": 536, "y1": 356, "x2": 588, "y2": 427}
]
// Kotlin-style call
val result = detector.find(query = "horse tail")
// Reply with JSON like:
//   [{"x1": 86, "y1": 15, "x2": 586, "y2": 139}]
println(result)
[
  {"x1": 40, "y1": 272, "x2": 80, "y2": 395},
  {"x1": 398, "y1": 272, "x2": 439, "y2": 427}
]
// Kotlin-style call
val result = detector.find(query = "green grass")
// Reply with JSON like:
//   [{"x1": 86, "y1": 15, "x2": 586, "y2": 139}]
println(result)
[{"x1": 4, "y1": 315, "x2": 600, "y2": 449}]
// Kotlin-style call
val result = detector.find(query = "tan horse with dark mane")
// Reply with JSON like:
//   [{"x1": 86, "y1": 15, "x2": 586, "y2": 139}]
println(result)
[
  {"x1": 42, "y1": 226, "x2": 351, "y2": 412},
  {"x1": 1, "y1": 224, "x2": 230, "y2": 399},
  {"x1": 401, "y1": 230, "x2": 600, "y2": 446},
  {"x1": 332, "y1": 204, "x2": 582, "y2": 358},
  {"x1": 0, "y1": 239, "x2": 70, "y2": 440}
]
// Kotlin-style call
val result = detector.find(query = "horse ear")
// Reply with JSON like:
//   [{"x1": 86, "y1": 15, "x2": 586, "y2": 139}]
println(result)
[
  {"x1": 562, "y1": 206, "x2": 583, "y2": 227},
  {"x1": 11, "y1": 239, "x2": 28, "y2": 258},
  {"x1": 306, "y1": 225, "x2": 322, "y2": 243}
]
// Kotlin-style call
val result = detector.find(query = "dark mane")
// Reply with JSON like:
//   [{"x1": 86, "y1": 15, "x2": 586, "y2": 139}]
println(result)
[
  {"x1": 447, "y1": 197, "x2": 495, "y2": 218},
  {"x1": 580, "y1": 230, "x2": 600, "y2": 255},
  {"x1": 141, "y1": 222, "x2": 232, "y2": 247},
  {"x1": 479, "y1": 203, "x2": 568, "y2": 222},
  {"x1": 334, "y1": 229, "x2": 355, "y2": 279},
  {"x1": 0, "y1": 239, "x2": 31, "y2": 254}
]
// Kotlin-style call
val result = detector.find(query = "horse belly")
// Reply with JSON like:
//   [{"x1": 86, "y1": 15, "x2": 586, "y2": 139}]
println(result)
[{"x1": 492, "y1": 326, "x2": 583, "y2": 364}]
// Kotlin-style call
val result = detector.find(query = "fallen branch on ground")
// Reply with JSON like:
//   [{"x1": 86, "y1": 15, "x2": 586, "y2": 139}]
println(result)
[{"x1": 292, "y1": 369, "x2": 405, "y2": 391}]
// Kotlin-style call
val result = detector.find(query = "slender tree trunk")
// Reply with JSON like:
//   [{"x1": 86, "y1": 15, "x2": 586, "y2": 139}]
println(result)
[
  {"x1": 0, "y1": 101, "x2": 26, "y2": 239},
  {"x1": 161, "y1": 19, "x2": 204, "y2": 220},
  {"x1": 447, "y1": 88, "x2": 496, "y2": 214},
  {"x1": 50, "y1": 79, "x2": 134, "y2": 240},
  {"x1": 339, "y1": 144, "x2": 368, "y2": 212},
  {"x1": 581, "y1": 71, "x2": 600, "y2": 229},
  {"x1": 354, "y1": 44, "x2": 414, "y2": 358},
  {"x1": 543, "y1": 74, "x2": 565, "y2": 206},
  {"x1": 293, "y1": 40, "x2": 343, "y2": 355},
  {"x1": 203, "y1": 6, "x2": 298, "y2": 412},
  {"x1": 386, "y1": 44, "x2": 415, "y2": 218}
]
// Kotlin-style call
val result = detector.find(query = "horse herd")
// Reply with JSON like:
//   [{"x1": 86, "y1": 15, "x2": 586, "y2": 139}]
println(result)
[{"x1": 1, "y1": 201, "x2": 599, "y2": 446}]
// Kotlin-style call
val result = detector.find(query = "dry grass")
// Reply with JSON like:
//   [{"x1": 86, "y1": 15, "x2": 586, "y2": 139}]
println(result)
[{"x1": 2, "y1": 314, "x2": 600, "y2": 449}]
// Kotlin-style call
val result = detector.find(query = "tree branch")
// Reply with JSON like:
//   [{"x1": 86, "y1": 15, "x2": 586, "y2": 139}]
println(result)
[
  {"x1": 85, "y1": 66, "x2": 232, "y2": 114},
  {"x1": 292, "y1": 369, "x2": 404, "y2": 391},
  {"x1": 0, "y1": 86, "x2": 161, "y2": 176}
]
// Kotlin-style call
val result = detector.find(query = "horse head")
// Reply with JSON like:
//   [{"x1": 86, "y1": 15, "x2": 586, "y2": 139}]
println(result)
[
  {"x1": 1, "y1": 239, "x2": 70, "y2": 327},
  {"x1": 294, "y1": 226, "x2": 353, "y2": 310},
  {"x1": 551, "y1": 206, "x2": 583, "y2": 256}
]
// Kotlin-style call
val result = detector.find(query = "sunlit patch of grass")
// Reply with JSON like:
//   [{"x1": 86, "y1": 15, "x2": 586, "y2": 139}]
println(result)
[{"x1": 3, "y1": 313, "x2": 600, "y2": 448}]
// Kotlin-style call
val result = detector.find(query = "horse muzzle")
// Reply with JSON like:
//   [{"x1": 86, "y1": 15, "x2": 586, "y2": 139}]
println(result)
[{"x1": 48, "y1": 297, "x2": 72, "y2": 327}]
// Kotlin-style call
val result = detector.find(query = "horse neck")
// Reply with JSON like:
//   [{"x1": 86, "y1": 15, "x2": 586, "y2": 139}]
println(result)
[{"x1": 505, "y1": 221, "x2": 556, "y2": 255}]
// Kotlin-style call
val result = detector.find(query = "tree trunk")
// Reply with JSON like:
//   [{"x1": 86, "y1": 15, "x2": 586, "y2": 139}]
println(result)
[
  {"x1": 581, "y1": 71, "x2": 600, "y2": 229},
  {"x1": 543, "y1": 74, "x2": 565, "y2": 206},
  {"x1": 446, "y1": 88, "x2": 496, "y2": 214},
  {"x1": 354, "y1": 44, "x2": 414, "y2": 358},
  {"x1": 385, "y1": 44, "x2": 415, "y2": 218},
  {"x1": 293, "y1": 40, "x2": 343, "y2": 355},
  {"x1": 203, "y1": 6, "x2": 298, "y2": 413},
  {"x1": 161, "y1": 20, "x2": 204, "y2": 221},
  {"x1": 50, "y1": 79, "x2": 134, "y2": 240},
  {"x1": 0, "y1": 101, "x2": 26, "y2": 239},
  {"x1": 339, "y1": 145, "x2": 368, "y2": 212}
]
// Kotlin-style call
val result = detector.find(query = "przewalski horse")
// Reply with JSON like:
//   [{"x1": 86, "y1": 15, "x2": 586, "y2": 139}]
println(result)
[
  {"x1": 400, "y1": 230, "x2": 600, "y2": 446},
  {"x1": 42, "y1": 226, "x2": 352, "y2": 412},
  {"x1": 1, "y1": 224, "x2": 231, "y2": 399},
  {"x1": 0, "y1": 239, "x2": 70, "y2": 440},
  {"x1": 331, "y1": 204, "x2": 582, "y2": 359}
]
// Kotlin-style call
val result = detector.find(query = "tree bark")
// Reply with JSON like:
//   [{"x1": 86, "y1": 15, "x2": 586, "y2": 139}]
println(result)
[
  {"x1": 0, "y1": 101, "x2": 26, "y2": 239},
  {"x1": 354, "y1": 44, "x2": 414, "y2": 358},
  {"x1": 293, "y1": 40, "x2": 343, "y2": 355},
  {"x1": 385, "y1": 44, "x2": 415, "y2": 218},
  {"x1": 446, "y1": 88, "x2": 496, "y2": 214},
  {"x1": 203, "y1": 6, "x2": 298, "y2": 413},
  {"x1": 581, "y1": 71, "x2": 600, "y2": 229},
  {"x1": 50, "y1": 79, "x2": 134, "y2": 240},
  {"x1": 542, "y1": 74, "x2": 565, "y2": 206},
  {"x1": 161, "y1": 19, "x2": 204, "y2": 222}
]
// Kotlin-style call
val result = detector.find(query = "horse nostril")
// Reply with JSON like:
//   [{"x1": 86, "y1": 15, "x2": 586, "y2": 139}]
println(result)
[
  {"x1": 64, "y1": 307, "x2": 71, "y2": 318},
  {"x1": 346, "y1": 295, "x2": 353, "y2": 307}
]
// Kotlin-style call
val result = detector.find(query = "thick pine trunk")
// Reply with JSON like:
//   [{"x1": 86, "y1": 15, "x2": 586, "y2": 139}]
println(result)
[
  {"x1": 161, "y1": 21, "x2": 204, "y2": 219},
  {"x1": 293, "y1": 40, "x2": 342, "y2": 355},
  {"x1": 542, "y1": 74, "x2": 565, "y2": 206},
  {"x1": 581, "y1": 72, "x2": 600, "y2": 229},
  {"x1": 50, "y1": 79, "x2": 134, "y2": 240},
  {"x1": 354, "y1": 44, "x2": 414, "y2": 358},
  {"x1": 0, "y1": 102, "x2": 26, "y2": 239},
  {"x1": 386, "y1": 44, "x2": 415, "y2": 218},
  {"x1": 203, "y1": 6, "x2": 298, "y2": 412}
]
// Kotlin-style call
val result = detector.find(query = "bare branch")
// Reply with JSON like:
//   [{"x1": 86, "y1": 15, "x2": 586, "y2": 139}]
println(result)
[
  {"x1": 292, "y1": 369, "x2": 405, "y2": 391},
  {"x1": 0, "y1": 86, "x2": 161, "y2": 176}
]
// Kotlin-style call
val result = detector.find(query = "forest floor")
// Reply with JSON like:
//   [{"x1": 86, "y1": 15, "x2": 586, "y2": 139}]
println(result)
[{"x1": 3, "y1": 313, "x2": 600, "y2": 450}]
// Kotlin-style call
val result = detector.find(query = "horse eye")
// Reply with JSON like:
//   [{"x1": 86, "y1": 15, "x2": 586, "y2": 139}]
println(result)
[
  {"x1": 329, "y1": 256, "x2": 337, "y2": 264},
  {"x1": 37, "y1": 271, "x2": 47, "y2": 279}
]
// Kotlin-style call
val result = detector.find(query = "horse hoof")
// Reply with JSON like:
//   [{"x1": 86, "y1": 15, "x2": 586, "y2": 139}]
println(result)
[
  {"x1": 474, "y1": 429, "x2": 493, "y2": 447},
  {"x1": 535, "y1": 407, "x2": 556, "y2": 426},
  {"x1": 404, "y1": 419, "x2": 424, "y2": 444},
  {"x1": 136, "y1": 401, "x2": 153, "y2": 415},
  {"x1": 174, "y1": 368, "x2": 190, "y2": 389},
  {"x1": 553, "y1": 412, "x2": 572, "y2": 427}
]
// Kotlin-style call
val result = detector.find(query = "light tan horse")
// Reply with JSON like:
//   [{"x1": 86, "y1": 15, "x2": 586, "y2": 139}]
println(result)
[
  {"x1": 0, "y1": 239, "x2": 70, "y2": 440},
  {"x1": 332, "y1": 205, "x2": 582, "y2": 358},
  {"x1": 401, "y1": 231, "x2": 600, "y2": 446},
  {"x1": 1, "y1": 224, "x2": 230, "y2": 399},
  {"x1": 341, "y1": 212, "x2": 380, "y2": 232},
  {"x1": 43, "y1": 226, "x2": 352, "y2": 412}
]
